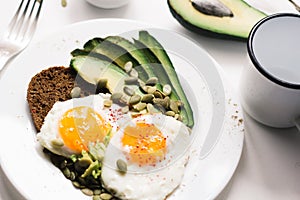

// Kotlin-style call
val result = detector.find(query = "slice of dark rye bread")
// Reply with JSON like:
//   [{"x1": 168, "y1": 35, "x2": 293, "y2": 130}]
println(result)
[{"x1": 26, "y1": 66, "x2": 98, "y2": 132}]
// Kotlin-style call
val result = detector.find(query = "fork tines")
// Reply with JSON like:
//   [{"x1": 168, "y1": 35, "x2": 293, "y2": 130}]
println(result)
[{"x1": 6, "y1": 0, "x2": 43, "y2": 42}]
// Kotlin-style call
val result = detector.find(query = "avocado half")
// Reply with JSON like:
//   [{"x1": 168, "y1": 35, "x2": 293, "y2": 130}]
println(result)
[{"x1": 168, "y1": 0, "x2": 267, "y2": 40}]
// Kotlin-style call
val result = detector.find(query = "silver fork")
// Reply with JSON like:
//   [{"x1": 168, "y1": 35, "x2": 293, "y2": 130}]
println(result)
[{"x1": 0, "y1": 0, "x2": 43, "y2": 72}]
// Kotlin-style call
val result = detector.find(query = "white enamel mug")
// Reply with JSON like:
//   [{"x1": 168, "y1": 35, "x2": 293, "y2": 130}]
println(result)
[
  {"x1": 85, "y1": 0, "x2": 129, "y2": 9},
  {"x1": 240, "y1": 13, "x2": 300, "y2": 129}
]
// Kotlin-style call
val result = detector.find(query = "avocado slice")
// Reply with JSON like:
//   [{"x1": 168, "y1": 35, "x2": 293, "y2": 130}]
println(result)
[
  {"x1": 138, "y1": 31, "x2": 194, "y2": 128},
  {"x1": 81, "y1": 38, "x2": 149, "y2": 82},
  {"x1": 167, "y1": 0, "x2": 267, "y2": 40},
  {"x1": 70, "y1": 55, "x2": 128, "y2": 93},
  {"x1": 104, "y1": 36, "x2": 158, "y2": 81}
]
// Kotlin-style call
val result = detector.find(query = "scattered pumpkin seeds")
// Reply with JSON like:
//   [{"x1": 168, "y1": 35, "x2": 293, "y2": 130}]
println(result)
[
  {"x1": 124, "y1": 77, "x2": 138, "y2": 85},
  {"x1": 153, "y1": 90, "x2": 164, "y2": 99},
  {"x1": 163, "y1": 84, "x2": 172, "y2": 96},
  {"x1": 81, "y1": 188, "x2": 94, "y2": 196},
  {"x1": 145, "y1": 77, "x2": 158, "y2": 86},
  {"x1": 123, "y1": 86, "x2": 135, "y2": 96},
  {"x1": 51, "y1": 139, "x2": 64, "y2": 148},
  {"x1": 93, "y1": 195, "x2": 101, "y2": 200},
  {"x1": 153, "y1": 98, "x2": 168, "y2": 108},
  {"x1": 70, "y1": 87, "x2": 81, "y2": 98},
  {"x1": 129, "y1": 68, "x2": 138, "y2": 78},
  {"x1": 116, "y1": 159, "x2": 127, "y2": 173},
  {"x1": 100, "y1": 193, "x2": 113, "y2": 200},
  {"x1": 124, "y1": 61, "x2": 133, "y2": 72},
  {"x1": 147, "y1": 86, "x2": 156, "y2": 94},
  {"x1": 93, "y1": 189, "x2": 102, "y2": 195},
  {"x1": 141, "y1": 94, "x2": 154, "y2": 103},
  {"x1": 147, "y1": 103, "x2": 160, "y2": 114},
  {"x1": 129, "y1": 94, "x2": 141, "y2": 105},
  {"x1": 72, "y1": 181, "x2": 82, "y2": 189},
  {"x1": 170, "y1": 100, "x2": 179, "y2": 113},
  {"x1": 166, "y1": 110, "x2": 176, "y2": 117},
  {"x1": 121, "y1": 106, "x2": 129, "y2": 114},
  {"x1": 63, "y1": 167, "x2": 71, "y2": 179},
  {"x1": 110, "y1": 92, "x2": 123, "y2": 103},
  {"x1": 134, "y1": 102, "x2": 147, "y2": 111}
]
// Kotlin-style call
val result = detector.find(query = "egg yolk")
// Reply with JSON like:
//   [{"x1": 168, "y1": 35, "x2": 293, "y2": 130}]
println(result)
[
  {"x1": 122, "y1": 122, "x2": 166, "y2": 167},
  {"x1": 58, "y1": 106, "x2": 111, "y2": 153}
]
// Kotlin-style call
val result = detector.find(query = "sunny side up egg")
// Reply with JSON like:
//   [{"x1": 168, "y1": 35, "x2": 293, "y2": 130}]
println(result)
[
  {"x1": 101, "y1": 113, "x2": 192, "y2": 200},
  {"x1": 37, "y1": 94, "x2": 131, "y2": 157}
]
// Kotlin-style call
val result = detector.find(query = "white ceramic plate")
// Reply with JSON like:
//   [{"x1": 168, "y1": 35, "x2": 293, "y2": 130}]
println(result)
[{"x1": 0, "y1": 19, "x2": 244, "y2": 200}]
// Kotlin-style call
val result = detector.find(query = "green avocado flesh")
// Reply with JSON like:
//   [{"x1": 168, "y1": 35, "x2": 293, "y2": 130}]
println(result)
[
  {"x1": 70, "y1": 31, "x2": 194, "y2": 128},
  {"x1": 70, "y1": 55, "x2": 128, "y2": 93},
  {"x1": 168, "y1": 0, "x2": 267, "y2": 40}
]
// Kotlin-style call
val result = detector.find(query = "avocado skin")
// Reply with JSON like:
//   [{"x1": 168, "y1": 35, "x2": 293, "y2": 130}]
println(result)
[{"x1": 167, "y1": 0, "x2": 266, "y2": 41}]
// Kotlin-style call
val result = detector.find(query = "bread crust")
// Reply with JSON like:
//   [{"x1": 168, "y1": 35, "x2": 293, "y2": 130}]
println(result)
[{"x1": 27, "y1": 66, "x2": 77, "y2": 132}]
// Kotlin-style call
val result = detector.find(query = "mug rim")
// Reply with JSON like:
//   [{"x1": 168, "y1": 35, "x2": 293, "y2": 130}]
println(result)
[{"x1": 247, "y1": 13, "x2": 300, "y2": 90}]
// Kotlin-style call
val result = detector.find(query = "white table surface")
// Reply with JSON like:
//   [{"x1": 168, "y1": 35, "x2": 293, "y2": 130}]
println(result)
[{"x1": 1, "y1": 0, "x2": 300, "y2": 199}]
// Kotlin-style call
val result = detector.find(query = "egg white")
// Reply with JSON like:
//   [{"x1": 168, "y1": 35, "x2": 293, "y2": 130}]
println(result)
[
  {"x1": 101, "y1": 113, "x2": 192, "y2": 200},
  {"x1": 36, "y1": 94, "x2": 131, "y2": 157}
]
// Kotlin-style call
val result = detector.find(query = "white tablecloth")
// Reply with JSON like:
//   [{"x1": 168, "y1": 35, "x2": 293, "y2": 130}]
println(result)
[{"x1": 0, "y1": 0, "x2": 300, "y2": 199}]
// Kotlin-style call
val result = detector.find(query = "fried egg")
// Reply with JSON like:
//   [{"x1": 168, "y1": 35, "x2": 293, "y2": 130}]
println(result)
[
  {"x1": 37, "y1": 94, "x2": 130, "y2": 157},
  {"x1": 101, "y1": 113, "x2": 192, "y2": 200}
]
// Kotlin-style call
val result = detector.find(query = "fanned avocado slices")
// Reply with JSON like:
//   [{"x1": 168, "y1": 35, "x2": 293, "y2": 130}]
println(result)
[
  {"x1": 70, "y1": 31, "x2": 194, "y2": 128},
  {"x1": 138, "y1": 31, "x2": 194, "y2": 127}
]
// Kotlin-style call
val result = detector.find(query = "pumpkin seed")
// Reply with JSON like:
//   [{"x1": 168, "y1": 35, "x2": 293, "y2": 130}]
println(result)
[
  {"x1": 93, "y1": 189, "x2": 102, "y2": 195},
  {"x1": 166, "y1": 111, "x2": 175, "y2": 117},
  {"x1": 119, "y1": 96, "x2": 129, "y2": 105},
  {"x1": 124, "y1": 77, "x2": 138, "y2": 85},
  {"x1": 163, "y1": 84, "x2": 172, "y2": 96},
  {"x1": 81, "y1": 188, "x2": 94, "y2": 196},
  {"x1": 110, "y1": 93, "x2": 123, "y2": 103},
  {"x1": 51, "y1": 139, "x2": 64, "y2": 148},
  {"x1": 72, "y1": 181, "x2": 83, "y2": 189},
  {"x1": 153, "y1": 98, "x2": 168, "y2": 108},
  {"x1": 97, "y1": 78, "x2": 108, "y2": 89},
  {"x1": 147, "y1": 104, "x2": 160, "y2": 114},
  {"x1": 145, "y1": 77, "x2": 158, "y2": 86},
  {"x1": 70, "y1": 172, "x2": 76, "y2": 181},
  {"x1": 123, "y1": 86, "x2": 135, "y2": 96},
  {"x1": 134, "y1": 102, "x2": 147, "y2": 111},
  {"x1": 170, "y1": 100, "x2": 179, "y2": 113},
  {"x1": 147, "y1": 86, "x2": 156, "y2": 94},
  {"x1": 129, "y1": 68, "x2": 138, "y2": 78},
  {"x1": 141, "y1": 94, "x2": 154, "y2": 103},
  {"x1": 121, "y1": 106, "x2": 129, "y2": 114},
  {"x1": 116, "y1": 159, "x2": 127, "y2": 173},
  {"x1": 153, "y1": 91, "x2": 164, "y2": 99},
  {"x1": 124, "y1": 61, "x2": 133, "y2": 72},
  {"x1": 129, "y1": 94, "x2": 141, "y2": 105},
  {"x1": 100, "y1": 193, "x2": 113, "y2": 200},
  {"x1": 70, "y1": 87, "x2": 81, "y2": 98},
  {"x1": 93, "y1": 195, "x2": 101, "y2": 200},
  {"x1": 174, "y1": 114, "x2": 180, "y2": 120},
  {"x1": 62, "y1": 167, "x2": 71, "y2": 179},
  {"x1": 164, "y1": 96, "x2": 171, "y2": 108}
]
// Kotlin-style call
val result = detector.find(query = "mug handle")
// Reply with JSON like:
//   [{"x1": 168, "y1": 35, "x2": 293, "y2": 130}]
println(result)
[{"x1": 294, "y1": 117, "x2": 300, "y2": 131}]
